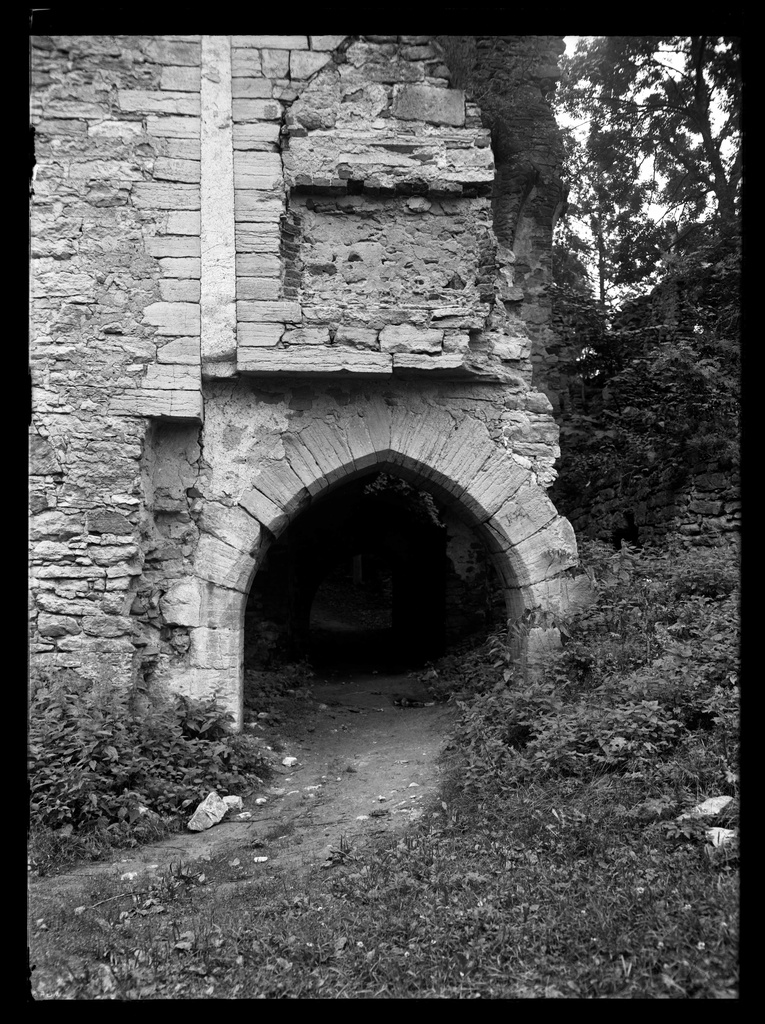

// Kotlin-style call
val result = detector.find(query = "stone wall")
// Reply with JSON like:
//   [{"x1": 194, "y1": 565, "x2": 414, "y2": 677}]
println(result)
[
  {"x1": 556, "y1": 459, "x2": 741, "y2": 552},
  {"x1": 30, "y1": 34, "x2": 589, "y2": 725}
]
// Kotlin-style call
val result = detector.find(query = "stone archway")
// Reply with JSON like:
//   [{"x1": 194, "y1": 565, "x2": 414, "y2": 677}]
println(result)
[{"x1": 160, "y1": 395, "x2": 589, "y2": 729}]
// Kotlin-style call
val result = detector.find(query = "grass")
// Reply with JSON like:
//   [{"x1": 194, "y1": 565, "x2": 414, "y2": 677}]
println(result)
[
  {"x1": 28, "y1": 540, "x2": 739, "y2": 999},
  {"x1": 29, "y1": 778, "x2": 738, "y2": 998}
]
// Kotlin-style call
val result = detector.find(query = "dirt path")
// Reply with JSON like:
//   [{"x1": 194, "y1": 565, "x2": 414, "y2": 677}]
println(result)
[{"x1": 29, "y1": 670, "x2": 453, "y2": 915}]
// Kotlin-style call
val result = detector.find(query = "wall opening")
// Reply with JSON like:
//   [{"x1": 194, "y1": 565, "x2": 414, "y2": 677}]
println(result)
[{"x1": 244, "y1": 469, "x2": 506, "y2": 675}]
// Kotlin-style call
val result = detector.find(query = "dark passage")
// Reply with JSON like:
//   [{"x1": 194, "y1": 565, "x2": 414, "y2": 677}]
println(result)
[{"x1": 245, "y1": 473, "x2": 451, "y2": 673}]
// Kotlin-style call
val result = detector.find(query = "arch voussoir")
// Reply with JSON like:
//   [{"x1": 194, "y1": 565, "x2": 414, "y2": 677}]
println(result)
[
  {"x1": 458, "y1": 450, "x2": 529, "y2": 523},
  {"x1": 429, "y1": 418, "x2": 499, "y2": 498},
  {"x1": 388, "y1": 404, "x2": 456, "y2": 475},
  {"x1": 296, "y1": 419, "x2": 357, "y2": 488},
  {"x1": 504, "y1": 515, "x2": 580, "y2": 587}
]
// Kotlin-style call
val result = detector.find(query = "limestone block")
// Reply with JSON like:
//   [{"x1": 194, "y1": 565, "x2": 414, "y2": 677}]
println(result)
[
  {"x1": 90, "y1": 544, "x2": 140, "y2": 567},
  {"x1": 157, "y1": 337, "x2": 200, "y2": 364},
  {"x1": 332, "y1": 410, "x2": 380, "y2": 472},
  {"x1": 194, "y1": 533, "x2": 254, "y2": 592},
  {"x1": 233, "y1": 124, "x2": 281, "y2": 149},
  {"x1": 199, "y1": 502, "x2": 262, "y2": 554},
  {"x1": 144, "y1": 363, "x2": 201, "y2": 390},
  {"x1": 166, "y1": 211, "x2": 202, "y2": 234},
  {"x1": 146, "y1": 116, "x2": 201, "y2": 140},
  {"x1": 160, "y1": 279, "x2": 201, "y2": 302},
  {"x1": 309, "y1": 35, "x2": 348, "y2": 51},
  {"x1": 132, "y1": 183, "x2": 200, "y2": 210},
  {"x1": 187, "y1": 791, "x2": 229, "y2": 832},
  {"x1": 237, "y1": 349, "x2": 393, "y2": 377},
  {"x1": 392, "y1": 353, "x2": 468, "y2": 374},
  {"x1": 237, "y1": 300, "x2": 301, "y2": 323},
  {"x1": 489, "y1": 479, "x2": 559, "y2": 550},
  {"x1": 82, "y1": 615, "x2": 133, "y2": 638},
  {"x1": 160, "y1": 579, "x2": 202, "y2": 627},
  {"x1": 118, "y1": 90, "x2": 200, "y2": 115},
  {"x1": 458, "y1": 453, "x2": 529, "y2": 522},
  {"x1": 425, "y1": 418, "x2": 500, "y2": 501},
  {"x1": 231, "y1": 49, "x2": 263, "y2": 77},
  {"x1": 260, "y1": 50, "x2": 290, "y2": 78},
  {"x1": 358, "y1": 400, "x2": 393, "y2": 459},
  {"x1": 233, "y1": 35, "x2": 308, "y2": 49},
  {"x1": 232, "y1": 78, "x2": 273, "y2": 98},
  {"x1": 244, "y1": 460, "x2": 307, "y2": 520},
  {"x1": 153, "y1": 158, "x2": 201, "y2": 184},
  {"x1": 108, "y1": 388, "x2": 203, "y2": 421},
  {"x1": 239, "y1": 487, "x2": 291, "y2": 535},
  {"x1": 525, "y1": 573, "x2": 595, "y2": 619},
  {"x1": 379, "y1": 326, "x2": 443, "y2": 354},
  {"x1": 334, "y1": 326, "x2": 379, "y2": 349},
  {"x1": 236, "y1": 278, "x2": 281, "y2": 300},
  {"x1": 278, "y1": 434, "x2": 325, "y2": 497},
  {"x1": 145, "y1": 235, "x2": 201, "y2": 258},
  {"x1": 29, "y1": 435, "x2": 63, "y2": 476},
  {"x1": 161, "y1": 66, "x2": 201, "y2": 91},
  {"x1": 493, "y1": 335, "x2": 532, "y2": 361},
  {"x1": 236, "y1": 222, "x2": 282, "y2": 248},
  {"x1": 290, "y1": 50, "x2": 333, "y2": 79},
  {"x1": 30, "y1": 510, "x2": 82, "y2": 540},
  {"x1": 234, "y1": 151, "x2": 283, "y2": 176},
  {"x1": 237, "y1": 254, "x2": 281, "y2": 278},
  {"x1": 235, "y1": 192, "x2": 285, "y2": 221},
  {"x1": 232, "y1": 99, "x2": 283, "y2": 122},
  {"x1": 294, "y1": 420, "x2": 355, "y2": 488},
  {"x1": 87, "y1": 120, "x2": 144, "y2": 140},
  {"x1": 35, "y1": 593, "x2": 93, "y2": 617},
  {"x1": 282, "y1": 328, "x2": 331, "y2": 346},
  {"x1": 392, "y1": 84, "x2": 465, "y2": 126},
  {"x1": 32, "y1": 565, "x2": 106, "y2": 581},
  {"x1": 86, "y1": 509, "x2": 133, "y2": 535},
  {"x1": 234, "y1": 169, "x2": 283, "y2": 192},
  {"x1": 143, "y1": 302, "x2": 201, "y2": 336},
  {"x1": 144, "y1": 39, "x2": 201, "y2": 65},
  {"x1": 159, "y1": 257, "x2": 201, "y2": 279},
  {"x1": 238, "y1": 324, "x2": 283, "y2": 347},
  {"x1": 501, "y1": 516, "x2": 579, "y2": 587},
  {"x1": 37, "y1": 613, "x2": 82, "y2": 637},
  {"x1": 388, "y1": 404, "x2": 455, "y2": 476}
]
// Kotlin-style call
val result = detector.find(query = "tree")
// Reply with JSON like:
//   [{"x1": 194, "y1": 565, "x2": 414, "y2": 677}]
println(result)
[{"x1": 555, "y1": 36, "x2": 741, "y2": 302}]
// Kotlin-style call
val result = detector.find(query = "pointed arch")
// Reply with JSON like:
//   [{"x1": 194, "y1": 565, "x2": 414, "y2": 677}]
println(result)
[{"x1": 174, "y1": 396, "x2": 586, "y2": 727}]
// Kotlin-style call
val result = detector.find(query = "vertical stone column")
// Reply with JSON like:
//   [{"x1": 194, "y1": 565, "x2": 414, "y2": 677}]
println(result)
[{"x1": 200, "y1": 36, "x2": 237, "y2": 374}]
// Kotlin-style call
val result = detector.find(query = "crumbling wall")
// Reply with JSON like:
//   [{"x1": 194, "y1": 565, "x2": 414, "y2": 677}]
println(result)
[
  {"x1": 437, "y1": 35, "x2": 573, "y2": 411},
  {"x1": 29, "y1": 34, "x2": 204, "y2": 687},
  {"x1": 29, "y1": 33, "x2": 583, "y2": 712},
  {"x1": 557, "y1": 460, "x2": 741, "y2": 551}
]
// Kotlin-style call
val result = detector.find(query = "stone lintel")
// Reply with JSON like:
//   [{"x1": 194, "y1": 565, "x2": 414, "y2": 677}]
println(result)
[{"x1": 237, "y1": 349, "x2": 393, "y2": 377}]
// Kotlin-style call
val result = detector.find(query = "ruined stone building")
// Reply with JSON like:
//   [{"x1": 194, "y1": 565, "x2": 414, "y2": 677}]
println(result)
[{"x1": 29, "y1": 34, "x2": 591, "y2": 727}]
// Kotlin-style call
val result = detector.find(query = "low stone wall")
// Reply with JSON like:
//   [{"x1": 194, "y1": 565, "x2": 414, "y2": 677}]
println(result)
[{"x1": 557, "y1": 459, "x2": 741, "y2": 551}]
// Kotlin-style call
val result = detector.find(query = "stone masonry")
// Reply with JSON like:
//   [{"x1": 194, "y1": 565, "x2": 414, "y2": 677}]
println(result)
[{"x1": 30, "y1": 34, "x2": 591, "y2": 728}]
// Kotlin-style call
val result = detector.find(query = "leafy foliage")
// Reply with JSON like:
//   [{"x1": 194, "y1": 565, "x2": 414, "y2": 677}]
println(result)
[
  {"x1": 556, "y1": 35, "x2": 741, "y2": 302},
  {"x1": 28, "y1": 673, "x2": 269, "y2": 842},
  {"x1": 432, "y1": 542, "x2": 738, "y2": 797},
  {"x1": 551, "y1": 231, "x2": 740, "y2": 508}
]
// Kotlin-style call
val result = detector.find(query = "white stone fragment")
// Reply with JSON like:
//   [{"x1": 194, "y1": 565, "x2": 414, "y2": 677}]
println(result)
[
  {"x1": 678, "y1": 795, "x2": 733, "y2": 820},
  {"x1": 187, "y1": 790, "x2": 229, "y2": 831}
]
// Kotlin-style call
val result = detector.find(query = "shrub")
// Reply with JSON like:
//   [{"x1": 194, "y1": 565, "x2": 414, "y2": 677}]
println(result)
[
  {"x1": 28, "y1": 674, "x2": 269, "y2": 838},
  {"x1": 438, "y1": 541, "x2": 739, "y2": 797}
]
